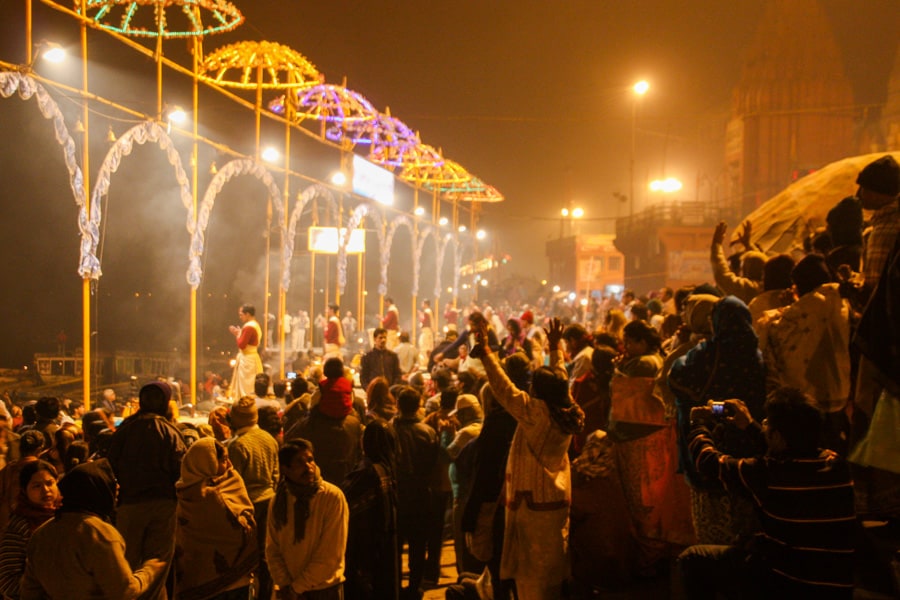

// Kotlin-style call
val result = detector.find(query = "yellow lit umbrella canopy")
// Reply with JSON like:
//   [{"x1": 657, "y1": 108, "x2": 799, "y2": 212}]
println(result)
[
  {"x1": 198, "y1": 41, "x2": 321, "y2": 89},
  {"x1": 77, "y1": 0, "x2": 244, "y2": 38},
  {"x1": 738, "y1": 151, "x2": 900, "y2": 254}
]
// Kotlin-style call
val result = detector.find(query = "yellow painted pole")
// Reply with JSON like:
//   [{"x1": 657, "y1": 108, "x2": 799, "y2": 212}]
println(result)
[
  {"x1": 411, "y1": 187, "x2": 418, "y2": 340},
  {"x1": 309, "y1": 199, "x2": 317, "y2": 352},
  {"x1": 309, "y1": 252, "x2": 315, "y2": 352},
  {"x1": 80, "y1": 0, "x2": 92, "y2": 409},
  {"x1": 278, "y1": 96, "x2": 292, "y2": 379},
  {"x1": 357, "y1": 250, "x2": 363, "y2": 336},
  {"x1": 263, "y1": 200, "x2": 272, "y2": 353},
  {"x1": 189, "y1": 35, "x2": 200, "y2": 407},
  {"x1": 25, "y1": 0, "x2": 32, "y2": 65},
  {"x1": 255, "y1": 68, "x2": 271, "y2": 354},
  {"x1": 432, "y1": 188, "x2": 439, "y2": 329}
]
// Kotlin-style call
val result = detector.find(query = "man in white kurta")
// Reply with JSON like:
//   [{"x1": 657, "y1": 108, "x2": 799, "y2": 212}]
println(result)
[{"x1": 229, "y1": 304, "x2": 264, "y2": 400}]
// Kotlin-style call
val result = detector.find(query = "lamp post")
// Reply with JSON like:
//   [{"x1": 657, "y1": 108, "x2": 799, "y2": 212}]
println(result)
[
  {"x1": 559, "y1": 206, "x2": 584, "y2": 238},
  {"x1": 630, "y1": 80, "x2": 649, "y2": 217}
]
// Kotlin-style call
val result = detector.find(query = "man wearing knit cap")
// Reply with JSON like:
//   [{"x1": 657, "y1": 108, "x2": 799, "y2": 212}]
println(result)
[
  {"x1": 107, "y1": 381, "x2": 186, "y2": 600},
  {"x1": 856, "y1": 155, "x2": 900, "y2": 296},
  {"x1": 853, "y1": 155, "x2": 900, "y2": 444},
  {"x1": 228, "y1": 395, "x2": 279, "y2": 600}
]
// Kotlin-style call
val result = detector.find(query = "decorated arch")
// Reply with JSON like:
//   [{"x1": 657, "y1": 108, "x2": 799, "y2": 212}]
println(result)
[
  {"x1": 0, "y1": 72, "x2": 87, "y2": 274},
  {"x1": 283, "y1": 183, "x2": 335, "y2": 291},
  {"x1": 337, "y1": 202, "x2": 386, "y2": 294},
  {"x1": 382, "y1": 215, "x2": 416, "y2": 297},
  {"x1": 413, "y1": 225, "x2": 439, "y2": 297},
  {"x1": 88, "y1": 120, "x2": 193, "y2": 280},
  {"x1": 188, "y1": 158, "x2": 284, "y2": 288},
  {"x1": 435, "y1": 232, "x2": 456, "y2": 298}
]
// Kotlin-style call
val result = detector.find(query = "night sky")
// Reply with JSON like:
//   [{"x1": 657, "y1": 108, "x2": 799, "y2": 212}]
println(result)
[{"x1": 0, "y1": 1, "x2": 898, "y2": 370}]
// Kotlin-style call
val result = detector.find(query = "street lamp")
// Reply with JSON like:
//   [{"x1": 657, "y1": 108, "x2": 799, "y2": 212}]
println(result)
[
  {"x1": 630, "y1": 79, "x2": 649, "y2": 217},
  {"x1": 559, "y1": 206, "x2": 584, "y2": 237},
  {"x1": 261, "y1": 146, "x2": 280, "y2": 163},
  {"x1": 649, "y1": 177, "x2": 683, "y2": 193}
]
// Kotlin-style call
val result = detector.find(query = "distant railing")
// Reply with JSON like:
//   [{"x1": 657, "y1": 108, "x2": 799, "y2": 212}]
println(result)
[{"x1": 615, "y1": 201, "x2": 738, "y2": 238}]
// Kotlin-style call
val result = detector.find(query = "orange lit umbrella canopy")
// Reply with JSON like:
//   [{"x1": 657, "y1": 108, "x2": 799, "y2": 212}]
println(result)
[{"x1": 198, "y1": 41, "x2": 321, "y2": 89}]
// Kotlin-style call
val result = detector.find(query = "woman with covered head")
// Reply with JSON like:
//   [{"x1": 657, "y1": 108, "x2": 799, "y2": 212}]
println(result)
[
  {"x1": 0, "y1": 460, "x2": 60, "y2": 598},
  {"x1": 340, "y1": 420, "x2": 401, "y2": 599},
  {"x1": 500, "y1": 317, "x2": 534, "y2": 362},
  {"x1": 20, "y1": 459, "x2": 164, "y2": 599},
  {"x1": 174, "y1": 437, "x2": 258, "y2": 600},
  {"x1": 471, "y1": 316, "x2": 583, "y2": 599},
  {"x1": 668, "y1": 295, "x2": 767, "y2": 545}
]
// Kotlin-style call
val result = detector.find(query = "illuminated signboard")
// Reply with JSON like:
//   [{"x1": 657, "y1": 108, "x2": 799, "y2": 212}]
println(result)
[
  {"x1": 352, "y1": 154, "x2": 395, "y2": 205},
  {"x1": 308, "y1": 227, "x2": 366, "y2": 254}
]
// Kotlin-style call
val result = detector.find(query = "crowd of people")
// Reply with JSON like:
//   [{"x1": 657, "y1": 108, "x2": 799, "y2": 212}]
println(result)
[{"x1": 0, "y1": 155, "x2": 897, "y2": 599}]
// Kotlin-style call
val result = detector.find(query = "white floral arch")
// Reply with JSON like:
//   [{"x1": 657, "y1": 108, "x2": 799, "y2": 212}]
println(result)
[{"x1": 188, "y1": 158, "x2": 284, "y2": 288}]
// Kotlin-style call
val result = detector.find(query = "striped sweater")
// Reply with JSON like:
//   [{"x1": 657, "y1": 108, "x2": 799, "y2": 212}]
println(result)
[{"x1": 689, "y1": 424, "x2": 855, "y2": 597}]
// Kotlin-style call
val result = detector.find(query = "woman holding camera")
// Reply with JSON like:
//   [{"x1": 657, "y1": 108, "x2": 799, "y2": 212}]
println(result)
[{"x1": 668, "y1": 295, "x2": 767, "y2": 545}]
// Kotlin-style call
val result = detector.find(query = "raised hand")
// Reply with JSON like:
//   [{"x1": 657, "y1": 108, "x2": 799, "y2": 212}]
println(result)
[
  {"x1": 712, "y1": 222, "x2": 727, "y2": 246},
  {"x1": 544, "y1": 317, "x2": 564, "y2": 350},
  {"x1": 734, "y1": 220, "x2": 752, "y2": 248}
]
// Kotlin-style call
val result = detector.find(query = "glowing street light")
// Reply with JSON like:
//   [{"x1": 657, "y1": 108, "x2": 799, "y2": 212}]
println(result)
[
  {"x1": 630, "y1": 79, "x2": 650, "y2": 216},
  {"x1": 261, "y1": 147, "x2": 280, "y2": 163},
  {"x1": 41, "y1": 43, "x2": 66, "y2": 63},
  {"x1": 649, "y1": 177, "x2": 683, "y2": 193},
  {"x1": 439, "y1": 217, "x2": 449, "y2": 226},
  {"x1": 166, "y1": 106, "x2": 187, "y2": 125},
  {"x1": 458, "y1": 225, "x2": 467, "y2": 233},
  {"x1": 559, "y1": 206, "x2": 584, "y2": 237},
  {"x1": 331, "y1": 171, "x2": 347, "y2": 186},
  {"x1": 476, "y1": 229, "x2": 486, "y2": 240},
  {"x1": 414, "y1": 206, "x2": 425, "y2": 216}
]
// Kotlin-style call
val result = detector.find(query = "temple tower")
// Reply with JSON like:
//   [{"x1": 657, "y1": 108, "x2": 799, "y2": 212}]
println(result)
[
  {"x1": 883, "y1": 44, "x2": 900, "y2": 151},
  {"x1": 725, "y1": 0, "x2": 856, "y2": 216}
]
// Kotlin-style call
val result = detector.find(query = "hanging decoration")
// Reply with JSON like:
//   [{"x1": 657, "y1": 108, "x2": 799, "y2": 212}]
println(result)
[
  {"x1": 337, "y1": 203, "x2": 385, "y2": 295},
  {"x1": 76, "y1": 0, "x2": 244, "y2": 38},
  {"x1": 189, "y1": 158, "x2": 284, "y2": 288},
  {"x1": 413, "y1": 226, "x2": 436, "y2": 297},
  {"x1": 90, "y1": 120, "x2": 193, "y2": 280},
  {"x1": 434, "y1": 233, "x2": 456, "y2": 298},
  {"x1": 0, "y1": 72, "x2": 88, "y2": 275},
  {"x1": 283, "y1": 183, "x2": 335, "y2": 291}
]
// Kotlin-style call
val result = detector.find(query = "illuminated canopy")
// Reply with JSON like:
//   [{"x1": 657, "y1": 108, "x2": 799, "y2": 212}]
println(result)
[
  {"x1": 402, "y1": 153, "x2": 469, "y2": 187},
  {"x1": 291, "y1": 83, "x2": 377, "y2": 124},
  {"x1": 434, "y1": 175, "x2": 505, "y2": 203},
  {"x1": 77, "y1": 0, "x2": 244, "y2": 38},
  {"x1": 198, "y1": 41, "x2": 321, "y2": 89}
]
